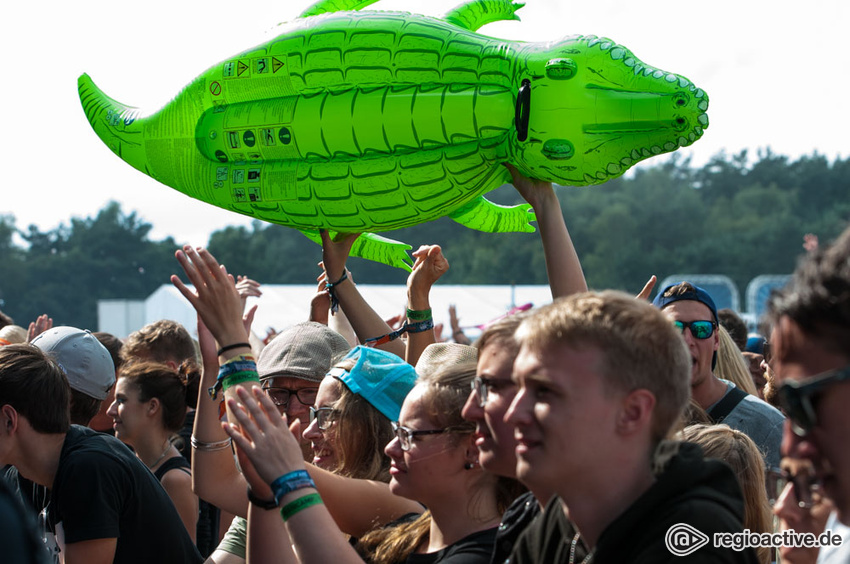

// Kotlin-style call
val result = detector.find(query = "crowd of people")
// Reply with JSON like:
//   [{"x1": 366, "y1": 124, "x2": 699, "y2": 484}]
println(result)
[{"x1": 0, "y1": 167, "x2": 848, "y2": 563}]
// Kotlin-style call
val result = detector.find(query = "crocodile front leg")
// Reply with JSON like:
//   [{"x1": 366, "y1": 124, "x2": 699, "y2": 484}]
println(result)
[
  {"x1": 448, "y1": 196, "x2": 536, "y2": 233},
  {"x1": 299, "y1": 229, "x2": 413, "y2": 271}
]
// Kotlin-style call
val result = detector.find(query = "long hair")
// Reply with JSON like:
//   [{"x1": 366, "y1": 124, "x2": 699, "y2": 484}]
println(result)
[
  {"x1": 680, "y1": 424, "x2": 773, "y2": 564},
  {"x1": 328, "y1": 359, "x2": 395, "y2": 482},
  {"x1": 356, "y1": 362, "x2": 521, "y2": 564},
  {"x1": 715, "y1": 325, "x2": 758, "y2": 396}
]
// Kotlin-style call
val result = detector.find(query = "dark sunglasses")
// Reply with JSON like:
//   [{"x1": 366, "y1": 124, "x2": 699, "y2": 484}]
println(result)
[
  {"x1": 778, "y1": 364, "x2": 850, "y2": 437},
  {"x1": 673, "y1": 320, "x2": 716, "y2": 340}
]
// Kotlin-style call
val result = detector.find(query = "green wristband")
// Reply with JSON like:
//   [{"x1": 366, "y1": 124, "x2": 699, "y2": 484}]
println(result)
[
  {"x1": 280, "y1": 493, "x2": 323, "y2": 521},
  {"x1": 220, "y1": 371, "x2": 260, "y2": 393},
  {"x1": 406, "y1": 307, "x2": 432, "y2": 321}
]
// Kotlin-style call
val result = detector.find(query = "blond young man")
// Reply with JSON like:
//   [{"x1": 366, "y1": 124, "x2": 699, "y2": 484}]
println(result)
[{"x1": 507, "y1": 291, "x2": 757, "y2": 563}]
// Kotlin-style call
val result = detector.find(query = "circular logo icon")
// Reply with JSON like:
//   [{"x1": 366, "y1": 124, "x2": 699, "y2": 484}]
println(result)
[{"x1": 665, "y1": 523, "x2": 709, "y2": 557}]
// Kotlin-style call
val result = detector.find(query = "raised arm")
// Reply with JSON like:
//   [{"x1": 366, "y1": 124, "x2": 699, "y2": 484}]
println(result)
[
  {"x1": 506, "y1": 163, "x2": 587, "y2": 299},
  {"x1": 225, "y1": 387, "x2": 421, "y2": 540},
  {"x1": 405, "y1": 244, "x2": 449, "y2": 366},
  {"x1": 320, "y1": 230, "x2": 405, "y2": 357}
]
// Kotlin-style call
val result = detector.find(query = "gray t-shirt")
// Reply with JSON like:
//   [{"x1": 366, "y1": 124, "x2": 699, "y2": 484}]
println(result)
[{"x1": 709, "y1": 380, "x2": 785, "y2": 471}]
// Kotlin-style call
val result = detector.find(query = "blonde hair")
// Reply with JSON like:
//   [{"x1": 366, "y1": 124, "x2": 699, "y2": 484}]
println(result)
[
  {"x1": 517, "y1": 291, "x2": 691, "y2": 446},
  {"x1": 715, "y1": 325, "x2": 759, "y2": 396},
  {"x1": 680, "y1": 424, "x2": 773, "y2": 564}
]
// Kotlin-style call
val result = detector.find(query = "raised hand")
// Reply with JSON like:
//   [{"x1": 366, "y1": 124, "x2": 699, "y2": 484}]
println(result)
[
  {"x1": 223, "y1": 386, "x2": 307, "y2": 485},
  {"x1": 26, "y1": 314, "x2": 53, "y2": 343},
  {"x1": 171, "y1": 246, "x2": 248, "y2": 347}
]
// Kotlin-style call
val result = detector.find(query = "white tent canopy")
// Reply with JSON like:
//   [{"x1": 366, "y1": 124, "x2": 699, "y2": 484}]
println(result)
[{"x1": 98, "y1": 284, "x2": 553, "y2": 342}]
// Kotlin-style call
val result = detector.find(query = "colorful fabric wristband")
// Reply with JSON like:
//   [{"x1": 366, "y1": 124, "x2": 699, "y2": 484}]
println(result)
[
  {"x1": 325, "y1": 271, "x2": 349, "y2": 314},
  {"x1": 280, "y1": 493, "x2": 323, "y2": 521},
  {"x1": 270, "y1": 470, "x2": 316, "y2": 506},
  {"x1": 209, "y1": 354, "x2": 258, "y2": 399},
  {"x1": 365, "y1": 318, "x2": 434, "y2": 347}
]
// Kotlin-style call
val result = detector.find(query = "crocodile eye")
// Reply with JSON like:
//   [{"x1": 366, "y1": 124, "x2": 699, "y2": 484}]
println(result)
[
  {"x1": 672, "y1": 117, "x2": 688, "y2": 132},
  {"x1": 545, "y1": 58, "x2": 578, "y2": 80},
  {"x1": 672, "y1": 92, "x2": 689, "y2": 107}
]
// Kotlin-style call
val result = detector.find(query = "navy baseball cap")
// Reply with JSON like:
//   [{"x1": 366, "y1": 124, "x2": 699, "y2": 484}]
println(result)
[{"x1": 652, "y1": 282, "x2": 719, "y2": 323}]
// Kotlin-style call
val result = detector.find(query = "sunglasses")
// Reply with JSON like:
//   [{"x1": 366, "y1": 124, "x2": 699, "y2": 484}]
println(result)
[
  {"x1": 672, "y1": 320, "x2": 716, "y2": 340},
  {"x1": 778, "y1": 364, "x2": 850, "y2": 436}
]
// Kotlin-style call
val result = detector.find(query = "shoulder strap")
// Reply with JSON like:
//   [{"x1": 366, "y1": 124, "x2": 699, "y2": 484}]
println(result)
[
  {"x1": 707, "y1": 386, "x2": 748, "y2": 424},
  {"x1": 153, "y1": 456, "x2": 191, "y2": 482}
]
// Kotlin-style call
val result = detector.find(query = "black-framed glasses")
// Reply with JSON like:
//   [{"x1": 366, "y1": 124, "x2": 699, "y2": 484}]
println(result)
[
  {"x1": 778, "y1": 364, "x2": 850, "y2": 437},
  {"x1": 673, "y1": 320, "x2": 716, "y2": 340},
  {"x1": 308, "y1": 406, "x2": 337, "y2": 431},
  {"x1": 262, "y1": 386, "x2": 319, "y2": 408},
  {"x1": 391, "y1": 421, "x2": 471, "y2": 451},
  {"x1": 774, "y1": 467, "x2": 824, "y2": 510}
]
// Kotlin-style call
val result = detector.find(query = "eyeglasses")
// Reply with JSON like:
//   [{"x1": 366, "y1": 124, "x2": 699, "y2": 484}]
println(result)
[
  {"x1": 778, "y1": 364, "x2": 850, "y2": 437},
  {"x1": 672, "y1": 320, "x2": 716, "y2": 340},
  {"x1": 262, "y1": 386, "x2": 319, "y2": 408},
  {"x1": 308, "y1": 406, "x2": 337, "y2": 431},
  {"x1": 470, "y1": 376, "x2": 515, "y2": 408},
  {"x1": 391, "y1": 421, "x2": 471, "y2": 451},
  {"x1": 763, "y1": 342, "x2": 772, "y2": 365},
  {"x1": 774, "y1": 467, "x2": 824, "y2": 510}
]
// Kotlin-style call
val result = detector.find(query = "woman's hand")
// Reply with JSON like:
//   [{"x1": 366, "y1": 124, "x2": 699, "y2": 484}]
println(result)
[
  {"x1": 171, "y1": 246, "x2": 248, "y2": 346},
  {"x1": 223, "y1": 387, "x2": 308, "y2": 485},
  {"x1": 320, "y1": 230, "x2": 360, "y2": 283}
]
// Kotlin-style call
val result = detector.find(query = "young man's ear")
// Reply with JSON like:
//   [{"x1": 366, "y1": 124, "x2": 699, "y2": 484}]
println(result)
[
  {"x1": 1, "y1": 404, "x2": 19, "y2": 434},
  {"x1": 616, "y1": 389, "x2": 655, "y2": 437}
]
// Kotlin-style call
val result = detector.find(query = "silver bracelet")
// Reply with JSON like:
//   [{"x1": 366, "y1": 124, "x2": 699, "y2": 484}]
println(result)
[{"x1": 190, "y1": 435, "x2": 232, "y2": 451}]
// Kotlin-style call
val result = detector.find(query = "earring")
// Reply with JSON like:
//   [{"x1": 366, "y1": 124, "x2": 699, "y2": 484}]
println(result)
[{"x1": 464, "y1": 461, "x2": 478, "y2": 470}]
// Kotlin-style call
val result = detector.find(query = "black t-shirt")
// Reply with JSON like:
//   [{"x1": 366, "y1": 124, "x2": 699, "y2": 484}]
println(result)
[
  {"x1": 406, "y1": 527, "x2": 498, "y2": 564},
  {"x1": 489, "y1": 491, "x2": 542, "y2": 564},
  {"x1": 507, "y1": 497, "x2": 587, "y2": 564},
  {"x1": 0, "y1": 478, "x2": 50, "y2": 564},
  {"x1": 48, "y1": 426, "x2": 202, "y2": 564}
]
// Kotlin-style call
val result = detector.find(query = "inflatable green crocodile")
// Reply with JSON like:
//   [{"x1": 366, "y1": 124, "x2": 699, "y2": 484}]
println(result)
[{"x1": 78, "y1": 0, "x2": 709, "y2": 269}]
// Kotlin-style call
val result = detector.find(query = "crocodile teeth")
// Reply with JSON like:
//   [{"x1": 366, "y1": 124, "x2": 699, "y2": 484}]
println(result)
[
  {"x1": 611, "y1": 47, "x2": 625, "y2": 60},
  {"x1": 663, "y1": 141, "x2": 676, "y2": 151},
  {"x1": 607, "y1": 163, "x2": 621, "y2": 175},
  {"x1": 651, "y1": 145, "x2": 663, "y2": 154},
  {"x1": 599, "y1": 41, "x2": 612, "y2": 50},
  {"x1": 665, "y1": 74, "x2": 677, "y2": 83},
  {"x1": 695, "y1": 126, "x2": 704, "y2": 136},
  {"x1": 698, "y1": 114, "x2": 709, "y2": 126},
  {"x1": 695, "y1": 88, "x2": 705, "y2": 98},
  {"x1": 620, "y1": 157, "x2": 633, "y2": 167},
  {"x1": 698, "y1": 100, "x2": 708, "y2": 111},
  {"x1": 688, "y1": 132, "x2": 696, "y2": 142},
  {"x1": 678, "y1": 136, "x2": 688, "y2": 147},
  {"x1": 679, "y1": 77, "x2": 690, "y2": 88}
]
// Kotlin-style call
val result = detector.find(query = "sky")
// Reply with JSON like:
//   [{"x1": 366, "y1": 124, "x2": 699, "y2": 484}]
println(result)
[{"x1": 2, "y1": 0, "x2": 847, "y2": 246}]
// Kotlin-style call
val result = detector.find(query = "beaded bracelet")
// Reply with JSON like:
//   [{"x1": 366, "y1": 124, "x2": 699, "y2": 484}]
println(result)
[
  {"x1": 270, "y1": 470, "x2": 316, "y2": 506},
  {"x1": 280, "y1": 493, "x2": 323, "y2": 521}
]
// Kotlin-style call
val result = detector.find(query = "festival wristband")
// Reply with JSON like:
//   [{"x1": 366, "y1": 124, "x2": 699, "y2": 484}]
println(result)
[
  {"x1": 405, "y1": 307, "x2": 432, "y2": 321},
  {"x1": 280, "y1": 493, "x2": 323, "y2": 522},
  {"x1": 270, "y1": 470, "x2": 316, "y2": 506}
]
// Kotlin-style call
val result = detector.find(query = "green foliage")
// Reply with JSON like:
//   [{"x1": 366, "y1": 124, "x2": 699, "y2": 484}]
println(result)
[{"x1": 1, "y1": 151, "x2": 848, "y2": 329}]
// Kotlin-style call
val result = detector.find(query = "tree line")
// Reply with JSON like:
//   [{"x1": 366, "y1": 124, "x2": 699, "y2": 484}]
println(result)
[{"x1": 2, "y1": 149, "x2": 847, "y2": 330}]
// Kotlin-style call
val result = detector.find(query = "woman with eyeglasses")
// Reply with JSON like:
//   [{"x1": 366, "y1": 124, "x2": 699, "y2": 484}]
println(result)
[
  {"x1": 303, "y1": 346, "x2": 415, "y2": 481},
  {"x1": 225, "y1": 361, "x2": 516, "y2": 564}
]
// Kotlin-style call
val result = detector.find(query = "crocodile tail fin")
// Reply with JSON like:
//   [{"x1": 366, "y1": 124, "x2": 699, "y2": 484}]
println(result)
[{"x1": 78, "y1": 73, "x2": 149, "y2": 175}]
